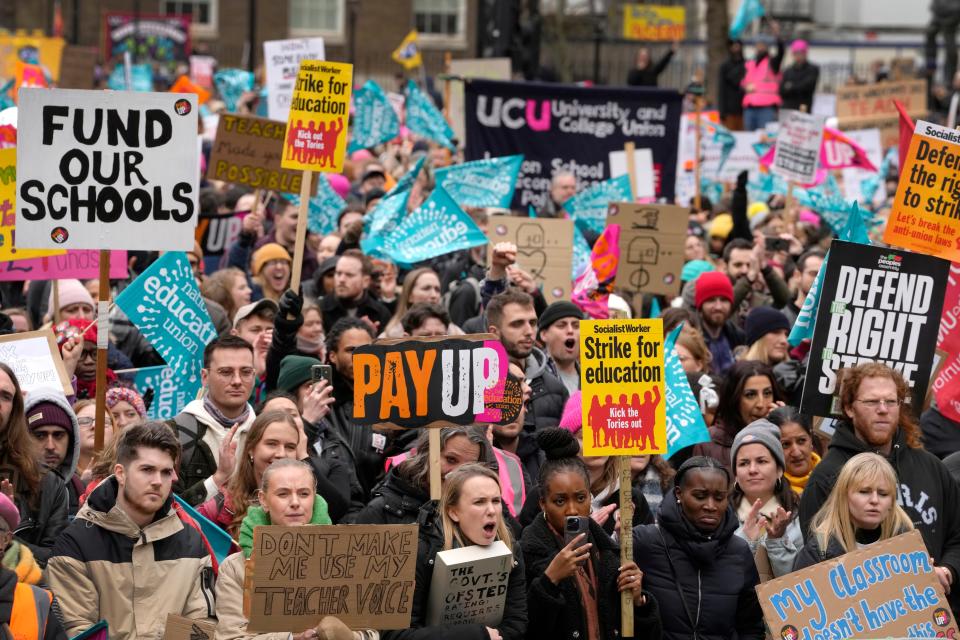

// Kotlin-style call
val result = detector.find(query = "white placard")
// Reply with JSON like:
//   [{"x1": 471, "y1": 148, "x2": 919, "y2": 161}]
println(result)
[
  {"x1": 15, "y1": 88, "x2": 199, "y2": 251},
  {"x1": 840, "y1": 128, "x2": 884, "y2": 205},
  {"x1": 608, "y1": 148, "x2": 655, "y2": 199},
  {"x1": 263, "y1": 37, "x2": 326, "y2": 122},
  {"x1": 771, "y1": 109, "x2": 826, "y2": 184},
  {"x1": 0, "y1": 329, "x2": 72, "y2": 396}
]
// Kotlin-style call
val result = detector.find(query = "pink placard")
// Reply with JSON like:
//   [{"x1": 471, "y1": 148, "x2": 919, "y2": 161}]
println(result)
[{"x1": 0, "y1": 250, "x2": 129, "y2": 281}]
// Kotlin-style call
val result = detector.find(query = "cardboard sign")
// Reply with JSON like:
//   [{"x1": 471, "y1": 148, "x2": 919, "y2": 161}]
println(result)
[
  {"x1": 0, "y1": 329, "x2": 72, "y2": 396},
  {"x1": 608, "y1": 202, "x2": 686, "y2": 298},
  {"x1": 0, "y1": 147, "x2": 64, "y2": 261},
  {"x1": 162, "y1": 615, "x2": 215, "y2": 640},
  {"x1": 835, "y1": 79, "x2": 927, "y2": 148},
  {"x1": 207, "y1": 114, "x2": 305, "y2": 194},
  {"x1": 580, "y1": 319, "x2": 666, "y2": 456},
  {"x1": 352, "y1": 336, "x2": 522, "y2": 429},
  {"x1": 622, "y1": 4, "x2": 686, "y2": 41},
  {"x1": 757, "y1": 530, "x2": 957, "y2": 640},
  {"x1": 772, "y1": 109, "x2": 826, "y2": 184},
  {"x1": 800, "y1": 240, "x2": 949, "y2": 417},
  {"x1": 426, "y1": 541, "x2": 513, "y2": 627},
  {"x1": 281, "y1": 61, "x2": 352, "y2": 173},
  {"x1": 487, "y1": 216, "x2": 573, "y2": 303},
  {"x1": 884, "y1": 120, "x2": 960, "y2": 262},
  {"x1": 263, "y1": 38, "x2": 326, "y2": 123},
  {"x1": 15, "y1": 88, "x2": 199, "y2": 251},
  {"x1": 247, "y1": 524, "x2": 417, "y2": 632},
  {"x1": 58, "y1": 46, "x2": 98, "y2": 90},
  {"x1": 0, "y1": 250, "x2": 128, "y2": 282}
]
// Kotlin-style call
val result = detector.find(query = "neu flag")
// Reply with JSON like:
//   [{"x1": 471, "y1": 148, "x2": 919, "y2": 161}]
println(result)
[
  {"x1": 362, "y1": 157, "x2": 425, "y2": 252},
  {"x1": 664, "y1": 324, "x2": 711, "y2": 458},
  {"x1": 405, "y1": 80, "x2": 455, "y2": 150},
  {"x1": 435, "y1": 154, "x2": 523, "y2": 208},
  {"x1": 730, "y1": 0, "x2": 764, "y2": 39},
  {"x1": 289, "y1": 174, "x2": 347, "y2": 236},
  {"x1": 132, "y1": 365, "x2": 199, "y2": 420},
  {"x1": 349, "y1": 80, "x2": 401, "y2": 153},
  {"x1": 564, "y1": 174, "x2": 633, "y2": 237},
  {"x1": 377, "y1": 186, "x2": 487, "y2": 267},
  {"x1": 214, "y1": 69, "x2": 255, "y2": 113}
]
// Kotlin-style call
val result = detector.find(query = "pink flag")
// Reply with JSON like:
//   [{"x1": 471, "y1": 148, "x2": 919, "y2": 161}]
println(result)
[{"x1": 572, "y1": 225, "x2": 620, "y2": 319}]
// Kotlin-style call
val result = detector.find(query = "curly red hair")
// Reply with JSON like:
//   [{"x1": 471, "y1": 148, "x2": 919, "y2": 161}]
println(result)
[{"x1": 838, "y1": 363, "x2": 923, "y2": 449}]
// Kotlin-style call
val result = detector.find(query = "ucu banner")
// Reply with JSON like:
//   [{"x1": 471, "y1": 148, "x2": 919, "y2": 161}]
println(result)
[{"x1": 465, "y1": 80, "x2": 681, "y2": 210}]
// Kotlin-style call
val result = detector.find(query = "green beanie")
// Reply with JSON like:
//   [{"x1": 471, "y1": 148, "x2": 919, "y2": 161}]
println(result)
[{"x1": 277, "y1": 355, "x2": 322, "y2": 393}]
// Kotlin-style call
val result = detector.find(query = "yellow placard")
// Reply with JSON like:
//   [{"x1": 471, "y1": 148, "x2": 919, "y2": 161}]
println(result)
[
  {"x1": 392, "y1": 30, "x2": 422, "y2": 70},
  {"x1": 580, "y1": 319, "x2": 666, "y2": 456},
  {"x1": 0, "y1": 33, "x2": 64, "y2": 81},
  {"x1": 281, "y1": 60, "x2": 353, "y2": 173},
  {"x1": 623, "y1": 4, "x2": 685, "y2": 41},
  {"x1": 884, "y1": 120, "x2": 960, "y2": 262},
  {"x1": 0, "y1": 148, "x2": 64, "y2": 260}
]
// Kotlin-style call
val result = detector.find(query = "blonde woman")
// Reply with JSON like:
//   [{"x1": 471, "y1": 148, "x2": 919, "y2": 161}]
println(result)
[
  {"x1": 794, "y1": 452, "x2": 913, "y2": 570},
  {"x1": 382, "y1": 464, "x2": 527, "y2": 640}
]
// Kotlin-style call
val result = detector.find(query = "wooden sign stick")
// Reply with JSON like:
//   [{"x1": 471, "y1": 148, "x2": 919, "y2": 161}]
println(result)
[
  {"x1": 624, "y1": 141, "x2": 638, "y2": 200},
  {"x1": 289, "y1": 170, "x2": 314, "y2": 294},
  {"x1": 52, "y1": 280, "x2": 60, "y2": 325},
  {"x1": 443, "y1": 51, "x2": 453, "y2": 123},
  {"x1": 694, "y1": 96, "x2": 703, "y2": 211},
  {"x1": 618, "y1": 455, "x2": 635, "y2": 637},
  {"x1": 93, "y1": 250, "x2": 110, "y2": 451},
  {"x1": 429, "y1": 427, "x2": 442, "y2": 500}
]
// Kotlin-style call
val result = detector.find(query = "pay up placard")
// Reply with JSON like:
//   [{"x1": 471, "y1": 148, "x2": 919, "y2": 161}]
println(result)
[
  {"x1": 487, "y1": 216, "x2": 573, "y2": 303},
  {"x1": 281, "y1": 61, "x2": 352, "y2": 173},
  {"x1": 15, "y1": 88, "x2": 199, "y2": 250},
  {"x1": 800, "y1": 240, "x2": 948, "y2": 417},
  {"x1": 580, "y1": 319, "x2": 665, "y2": 456},
  {"x1": 885, "y1": 120, "x2": 960, "y2": 262},
  {"x1": 757, "y1": 530, "x2": 956, "y2": 640},
  {"x1": 247, "y1": 524, "x2": 417, "y2": 631}
]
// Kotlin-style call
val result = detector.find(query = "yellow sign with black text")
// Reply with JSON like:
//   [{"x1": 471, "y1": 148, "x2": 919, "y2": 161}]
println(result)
[{"x1": 281, "y1": 60, "x2": 353, "y2": 173}]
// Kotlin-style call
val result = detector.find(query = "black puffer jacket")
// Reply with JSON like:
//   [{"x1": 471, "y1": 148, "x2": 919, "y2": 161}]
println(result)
[
  {"x1": 521, "y1": 514, "x2": 661, "y2": 640},
  {"x1": 381, "y1": 502, "x2": 528, "y2": 640},
  {"x1": 352, "y1": 466, "x2": 429, "y2": 526},
  {"x1": 798, "y1": 420, "x2": 960, "y2": 587},
  {"x1": 524, "y1": 348, "x2": 568, "y2": 432},
  {"x1": 780, "y1": 62, "x2": 820, "y2": 111},
  {"x1": 12, "y1": 471, "x2": 69, "y2": 567},
  {"x1": 632, "y1": 498, "x2": 765, "y2": 640}
]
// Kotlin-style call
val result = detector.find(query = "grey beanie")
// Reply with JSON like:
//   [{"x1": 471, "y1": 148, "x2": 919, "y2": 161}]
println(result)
[{"x1": 730, "y1": 419, "x2": 785, "y2": 470}]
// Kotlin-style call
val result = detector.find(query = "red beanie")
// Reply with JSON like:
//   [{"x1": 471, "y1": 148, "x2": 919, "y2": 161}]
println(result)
[{"x1": 695, "y1": 271, "x2": 734, "y2": 308}]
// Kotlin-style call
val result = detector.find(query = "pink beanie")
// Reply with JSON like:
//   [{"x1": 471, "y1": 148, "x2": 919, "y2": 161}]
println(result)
[
  {"x1": 559, "y1": 391, "x2": 583, "y2": 434},
  {"x1": 327, "y1": 173, "x2": 351, "y2": 200},
  {"x1": 0, "y1": 492, "x2": 19, "y2": 530}
]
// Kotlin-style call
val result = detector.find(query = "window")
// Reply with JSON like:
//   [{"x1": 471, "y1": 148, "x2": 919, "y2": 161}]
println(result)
[
  {"x1": 163, "y1": 0, "x2": 216, "y2": 30},
  {"x1": 414, "y1": 0, "x2": 466, "y2": 38},
  {"x1": 290, "y1": 0, "x2": 344, "y2": 38}
]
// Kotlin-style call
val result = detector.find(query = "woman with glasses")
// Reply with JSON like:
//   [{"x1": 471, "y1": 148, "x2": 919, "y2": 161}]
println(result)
[{"x1": 71, "y1": 400, "x2": 114, "y2": 484}]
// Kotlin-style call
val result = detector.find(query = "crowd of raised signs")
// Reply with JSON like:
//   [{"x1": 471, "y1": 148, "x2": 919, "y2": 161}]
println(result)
[{"x1": 2, "y1": 26, "x2": 960, "y2": 640}]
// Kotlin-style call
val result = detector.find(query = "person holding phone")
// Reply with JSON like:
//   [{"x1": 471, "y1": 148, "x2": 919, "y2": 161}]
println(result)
[{"x1": 520, "y1": 428, "x2": 661, "y2": 640}]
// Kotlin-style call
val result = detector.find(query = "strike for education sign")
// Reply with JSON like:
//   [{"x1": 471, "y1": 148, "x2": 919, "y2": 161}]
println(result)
[
  {"x1": 281, "y1": 61, "x2": 352, "y2": 173},
  {"x1": 800, "y1": 240, "x2": 948, "y2": 417},
  {"x1": 757, "y1": 531, "x2": 957, "y2": 640},
  {"x1": 885, "y1": 120, "x2": 960, "y2": 262},
  {"x1": 772, "y1": 109, "x2": 826, "y2": 184},
  {"x1": 15, "y1": 88, "x2": 199, "y2": 251},
  {"x1": 580, "y1": 319, "x2": 666, "y2": 456}
]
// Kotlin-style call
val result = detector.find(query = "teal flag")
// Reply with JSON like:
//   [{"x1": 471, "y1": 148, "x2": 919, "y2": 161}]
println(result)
[
  {"x1": 107, "y1": 64, "x2": 153, "y2": 91},
  {"x1": 563, "y1": 175, "x2": 633, "y2": 237},
  {"x1": 730, "y1": 0, "x2": 765, "y2": 38},
  {"x1": 132, "y1": 365, "x2": 199, "y2": 420},
  {"x1": 362, "y1": 157, "x2": 426, "y2": 253},
  {"x1": 173, "y1": 495, "x2": 235, "y2": 564},
  {"x1": 377, "y1": 186, "x2": 487, "y2": 267},
  {"x1": 664, "y1": 325, "x2": 711, "y2": 458},
  {"x1": 572, "y1": 225, "x2": 591, "y2": 280},
  {"x1": 288, "y1": 175, "x2": 347, "y2": 236},
  {"x1": 213, "y1": 69, "x2": 255, "y2": 112},
  {"x1": 405, "y1": 80, "x2": 455, "y2": 150},
  {"x1": 434, "y1": 155, "x2": 523, "y2": 208},
  {"x1": 349, "y1": 80, "x2": 401, "y2": 152}
]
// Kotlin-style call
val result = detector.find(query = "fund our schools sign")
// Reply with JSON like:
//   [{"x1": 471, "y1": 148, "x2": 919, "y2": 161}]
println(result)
[{"x1": 15, "y1": 88, "x2": 199, "y2": 251}]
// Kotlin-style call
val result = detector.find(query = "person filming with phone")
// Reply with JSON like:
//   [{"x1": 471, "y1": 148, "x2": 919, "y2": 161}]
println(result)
[{"x1": 520, "y1": 428, "x2": 661, "y2": 640}]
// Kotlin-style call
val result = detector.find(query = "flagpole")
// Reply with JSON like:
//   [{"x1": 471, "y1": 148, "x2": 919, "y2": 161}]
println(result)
[{"x1": 694, "y1": 96, "x2": 702, "y2": 211}]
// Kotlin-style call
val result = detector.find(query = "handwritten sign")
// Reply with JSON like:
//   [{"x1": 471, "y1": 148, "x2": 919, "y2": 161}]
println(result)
[
  {"x1": 487, "y1": 216, "x2": 573, "y2": 303},
  {"x1": 757, "y1": 530, "x2": 957, "y2": 640},
  {"x1": 0, "y1": 329, "x2": 72, "y2": 396},
  {"x1": 247, "y1": 524, "x2": 417, "y2": 632},
  {"x1": 580, "y1": 319, "x2": 666, "y2": 456},
  {"x1": 835, "y1": 79, "x2": 927, "y2": 148},
  {"x1": 263, "y1": 38, "x2": 326, "y2": 123},
  {"x1": 0, "y1": 250, "x2": 128, "y2": 282},
  {"x1": 281, "y1": 61, "x2": 352, "y2": 173},
  {"x1": 772, "y1": 109, "x2": 826, "y2": 184},
  {"x1": 207, "y1": 114, "x2": 305, "y2": 194},
  {"x1": 622, "y1": 4, "x2": 685, "y2": 41},
  {"x1": 351, "y1": 335, "x2": 522, "y2": 429},
  {"x1": 609, "y1": 202, "x2": 686, "y2": 298}
]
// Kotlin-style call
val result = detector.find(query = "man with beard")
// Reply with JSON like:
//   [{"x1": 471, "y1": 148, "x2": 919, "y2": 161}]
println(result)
[
  {"x1": 540, "y1": 172, "x2": 577, "y2": 218},
  {"x1": 320, "y1": 251, "x2": 392, "y2": 334},
  {"x1": 487, "y1": 290, "x2": 568, "y2": 431},
  {"x1": 23, "y1": 393, "x2": 82, "y2": 517},
  {"x1": 254, "y1": 197, "x2": 318, "y2": 281},
  {"x1": 798, "y1": 364, "x2": 960, "y2": 609},
  {"x1": 782, "y1": 249, "x2": 824, "y2": 327},
  {"x1": 537, "y1": 301, "x2": 584, "y2": 395},
  {"x1": 694, "y1": 271, "x2": 745, "y2": 375},
  {"x1": 741, "y1": 21, "x2": 784, "y2": 131}
]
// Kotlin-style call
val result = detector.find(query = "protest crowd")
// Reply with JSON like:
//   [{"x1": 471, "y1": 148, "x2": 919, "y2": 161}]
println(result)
[{"x1": 3, "y1": 3, "x2": 960, "y2": 640}]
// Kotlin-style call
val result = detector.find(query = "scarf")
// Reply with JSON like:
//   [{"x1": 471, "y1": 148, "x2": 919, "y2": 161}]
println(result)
[
  {"x1": 784, "y1": 451, "x2": 821, "y2": 495},
  {"x1": 238, "y1": 500, "x2": 332, "y2": 558},
  {"x1": 639, "y1": 466, "x2": 664, "y2": 520},
  {"x1": 2, "y1": 541, "x2": 42, "y2": 585},
  {"x1": 203, "y1": 393, "x2": 252, "y2": 430}
]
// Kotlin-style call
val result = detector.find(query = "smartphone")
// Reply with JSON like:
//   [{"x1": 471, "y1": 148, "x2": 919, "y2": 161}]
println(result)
[
  {"x1": 564, "y1": 516, "x2": 590, "y2": 550},
  {"x1": 311, "y1": 364, "x2": 333, "y2": 386},
  {"x1": 765, "y1": 236, "x2": 790, "y2": 253}
]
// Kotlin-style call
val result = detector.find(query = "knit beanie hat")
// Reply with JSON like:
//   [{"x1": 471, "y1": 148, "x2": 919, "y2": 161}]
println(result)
[
  {"x1": 694, "y1": 271, "x2": 734, "y2": 308},
  {"x1": 744, "y1": 306, "x2": 791, "y2": 346},
  {"x1": 559, "y1": 390, "x2": 582, "y2": 434},
  {"x1": 25, "y1": 400, "x2": 73, "y2": 434},
  {"x1": 252, "y1": 243, "x2": 292, "y2": 275},
  {"x1": 0, "y1": 493, "x2": 19, "y2": 531},
  {"x1": 681, "y1": 259, "x2": 715, "y2": 284},
  {"x1": 708, "y1": 214, "x2": 733, "y2": 239},
  {"x1": 538, "y1": 301, "x2": 584, "y2": 336},
  {"x1": 731, "y1": 419, "x2": 785, "y2": 470},
  {"x1": 277, "y1": 355, "x2": 322, "y2": 393},
  {"x1": 48, "y1": 279, "x2": 94, "y2": 314},
  {"x1": 106, "y1": 387, "x2": 147, "y2": 418}
]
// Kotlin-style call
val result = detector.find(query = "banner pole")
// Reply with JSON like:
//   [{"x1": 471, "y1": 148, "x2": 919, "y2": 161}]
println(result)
[
  {"x1": 429, "y1": 427, "x2": 441, "y2": 500},
  {"x1": 443, "y1": 51, "x2": 452, "y2": 123},
  {"x1": 694, "y1": 96, "x2": 702, "y2": 212},
  {"x1": 289, "y1": 171, "x2": 313, "y2": 295},
  {"x1": 624, "y1": 141, "x2": 638, "y2": 200},
  {"x1": 52, "y1": 279, "x2": 60, "y2": 325},
  {"x1": 618, "y1": 455, "x2": 634, "y2": 637},
  {"x1": 93, "y1": 250, "x2": 110, "y2": 451}
]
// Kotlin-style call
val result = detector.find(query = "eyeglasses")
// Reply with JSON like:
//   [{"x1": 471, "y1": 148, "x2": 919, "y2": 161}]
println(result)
[
  {"x1": 77, "y1": 417, "x2": 94, "y2": 427},
  {"x1": 79, "y1": 349, "x2": 97, "y2": 361},
  {"x1": 210, "y1": 367, "x2": 256, "y2": 381},
  {"x1": 855, "y1": 398, "x2": 902, "y2": 410}
]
